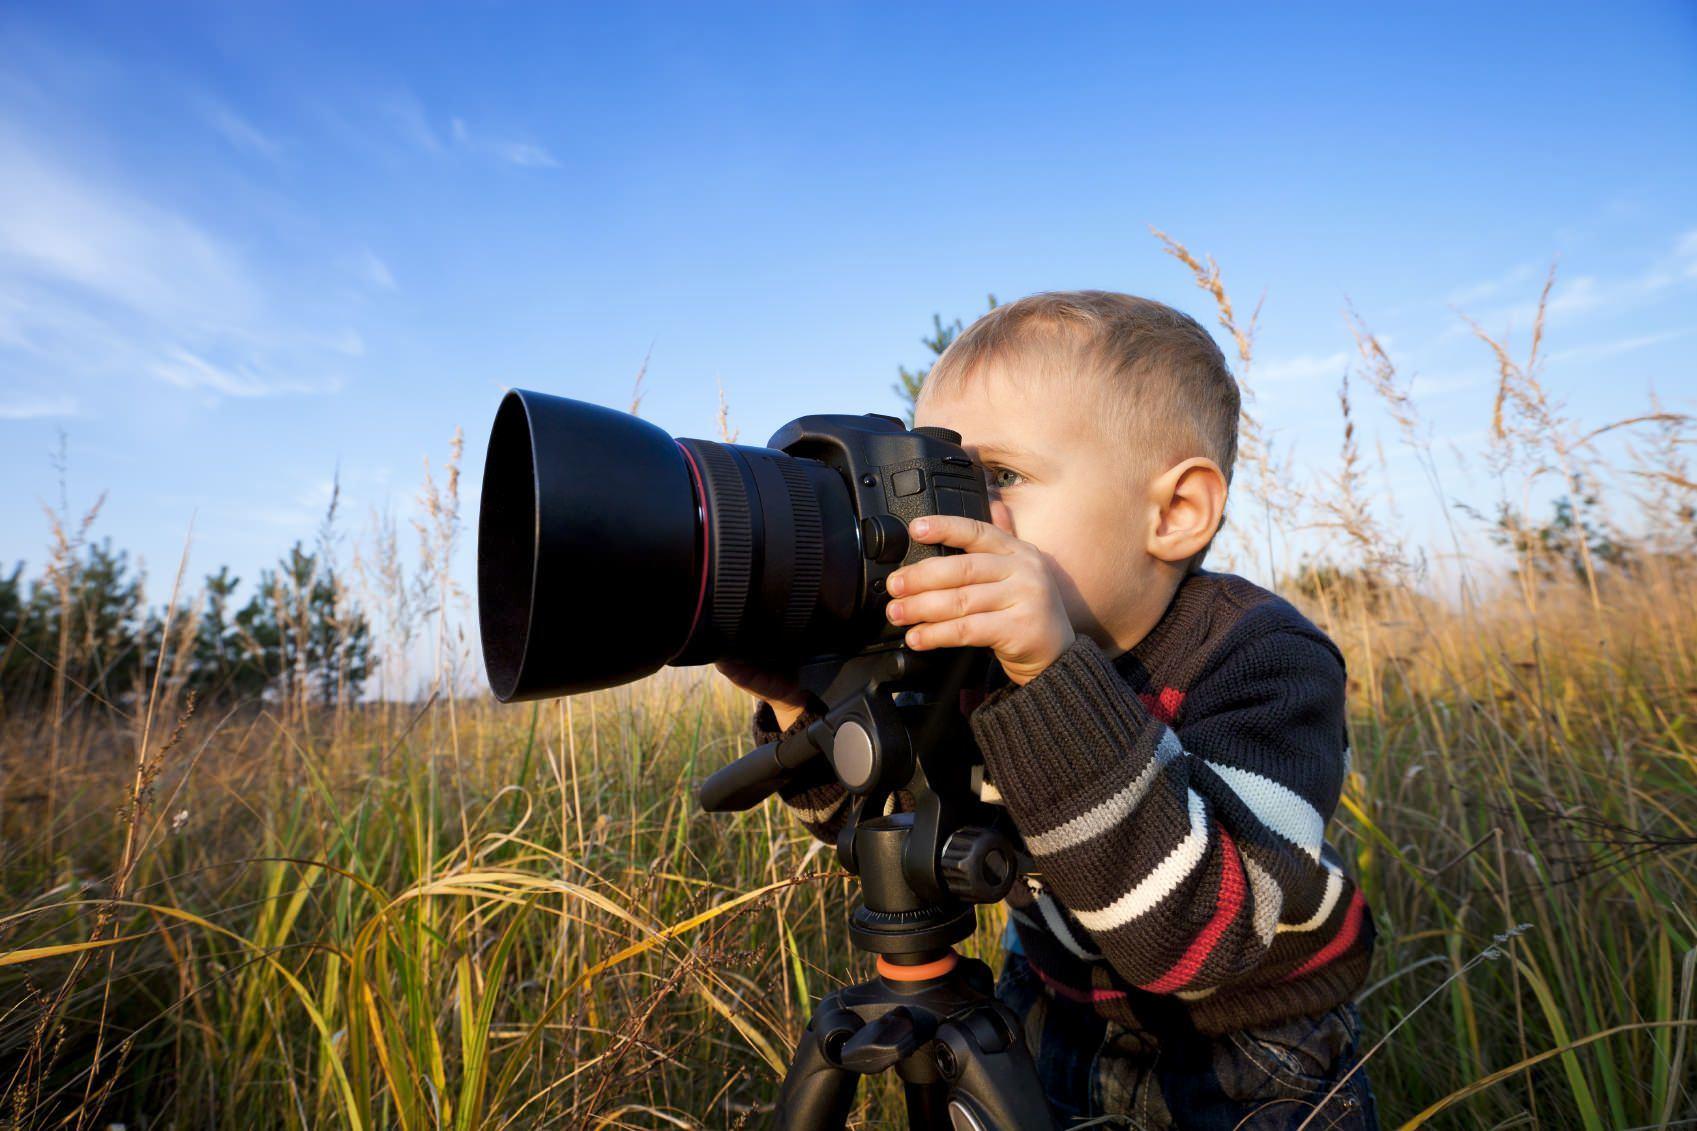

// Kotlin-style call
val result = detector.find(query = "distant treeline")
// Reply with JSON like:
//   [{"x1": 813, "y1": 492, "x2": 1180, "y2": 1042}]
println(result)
[{"x1": 0, "y1": 536, "x2": 373, "y2": 714}]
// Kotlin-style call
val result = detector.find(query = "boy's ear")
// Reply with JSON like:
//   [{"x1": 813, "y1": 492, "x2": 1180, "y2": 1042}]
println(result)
[{"x1": 1146, "y1": 457, "x2": 1227, "y2": 565}]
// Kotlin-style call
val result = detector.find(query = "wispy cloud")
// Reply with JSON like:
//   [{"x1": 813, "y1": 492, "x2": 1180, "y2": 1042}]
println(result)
[
  {"x1": 1545, "y1": 327, "x2": 1691, "y2": 365},
  {"x1": 352, "y1": 248, "x2": 396, "y2": 291},
  {"x1": 450, "y1": 115, "x2": 559, "y2": 168},
  {"x1": 382, "y1": 90, "x2": 444, "y2": 154},
  {"x1": 1406, "y1": 373, "x2": 1482, "y2": 398},
  {"x1": 491, "y1": 140, "x2": 559, "y2": 168},
  {"x1": 201, "y1": 99, "x2": 281, "y2": 161},
  {"x1": 1442, "y1": 229, "x2": 1697, "y2": 339},
  {"x1": 0, "y1": 393, "x2": 77, "y2": 420},
  {"x1": 1643, "y1": 227, "x2": 1697, "y2": 288},
  {"x1": 0, "y1": 120, "x2": 361, "y2": 404},
  {"x1": 150, "y1": 347, "x2": 342, "y2": 397},
  {"x1": 1442, "y1": 262, "x2": 1540, "y2": 306},
  {"x1": 1255, "y1": 350, "x2": 1349, "y2": 383},
  {"x1": 319, "y1": 89, "x2": 558, "y2": 170},
  {"x1": 0, "y1": 123, "x2": 259, "y2": 325}
]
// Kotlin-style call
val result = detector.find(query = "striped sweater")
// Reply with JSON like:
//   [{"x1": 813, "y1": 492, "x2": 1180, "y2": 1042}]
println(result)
[{"x1": 752, "y1": 568, "x2": 1376, "y2": 1037}]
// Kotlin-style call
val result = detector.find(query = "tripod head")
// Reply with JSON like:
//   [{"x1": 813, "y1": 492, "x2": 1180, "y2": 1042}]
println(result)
[
  {"x1": 699, "y1": 645, "x2": 1058, "y2": 1130},
  {"x1": 698, "y1": 642, "x2": 1023, "y2": 913}
]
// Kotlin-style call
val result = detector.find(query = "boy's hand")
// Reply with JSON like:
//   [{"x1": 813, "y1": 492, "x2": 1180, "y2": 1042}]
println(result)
[
  {"x1": 715, "y1": 659, "x2": 808, "y2": 731},
  {"x1": 884, "y1": 501, "x2": 1076, "y2": 686}
]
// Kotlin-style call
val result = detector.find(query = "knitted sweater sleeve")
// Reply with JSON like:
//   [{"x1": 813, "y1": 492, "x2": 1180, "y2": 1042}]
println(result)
[{"x1": 967, "y1": 627, "x2": 1352, "y2": 993}]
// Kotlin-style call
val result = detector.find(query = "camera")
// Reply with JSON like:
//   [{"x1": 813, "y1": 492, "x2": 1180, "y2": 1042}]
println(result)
[
  {"x1": 476, "y1": 388, "x2": 993, "y2": 701},
  {"x1": 476, "y1": 390, "x2": 1052, "y2": 1128}
]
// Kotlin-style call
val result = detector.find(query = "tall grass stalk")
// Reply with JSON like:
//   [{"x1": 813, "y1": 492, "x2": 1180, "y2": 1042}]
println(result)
[{"x1": 2, "y1": 250, "x2": 1694, "y2": 1128}]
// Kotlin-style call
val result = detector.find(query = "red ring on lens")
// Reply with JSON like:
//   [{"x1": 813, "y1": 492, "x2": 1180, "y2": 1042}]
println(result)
[{"x1": 675, "y1": 440, "x2": 711, "y2": 642}]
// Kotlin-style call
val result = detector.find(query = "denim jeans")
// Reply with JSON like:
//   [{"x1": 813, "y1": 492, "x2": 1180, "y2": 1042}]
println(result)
[{"x1": 993, "y1": 950, "x2": 1382, "y2": 1129}]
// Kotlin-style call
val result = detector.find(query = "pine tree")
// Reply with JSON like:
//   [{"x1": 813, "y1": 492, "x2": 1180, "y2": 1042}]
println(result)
[
  {"x1": 892, "y1": 295, "x2": 999, "y2": 425},
  {"x1": 235, "y1": 542, "x2": 375, "y2": 708}
]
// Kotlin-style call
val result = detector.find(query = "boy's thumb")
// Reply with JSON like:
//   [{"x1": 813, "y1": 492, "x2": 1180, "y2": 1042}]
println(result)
[{"x1": 989, "y1": 499, "x2": 1016, "y2": 537}]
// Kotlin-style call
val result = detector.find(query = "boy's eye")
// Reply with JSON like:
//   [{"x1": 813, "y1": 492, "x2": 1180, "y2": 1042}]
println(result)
[{"x1": 984, "y1": 466, "x2": 1023, "y2": 489}]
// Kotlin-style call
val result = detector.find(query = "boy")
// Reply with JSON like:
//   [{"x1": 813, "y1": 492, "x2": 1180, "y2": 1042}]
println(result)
[{"x1": 722, "y1": 291, "x2": 1380, "y2": 1128}]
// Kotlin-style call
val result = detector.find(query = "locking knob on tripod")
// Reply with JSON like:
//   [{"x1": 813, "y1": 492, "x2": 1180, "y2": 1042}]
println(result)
[
  {"x1": 939, "y1": 826, "x2": 1017, "y2": 903},
  {"x1": 838, "y1": 1006, "x2": 933, "y2": 1073}
]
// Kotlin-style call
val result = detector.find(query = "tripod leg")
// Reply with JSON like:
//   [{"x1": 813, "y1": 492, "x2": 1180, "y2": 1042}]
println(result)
[
  {"x1": 903, "y1": 1080, "x2": 951, "y2": 1129},
  {"x1": 771, "y1": 1019, "x2": 858, "y2": 1130},
  {"x1": 934, "y1": 1006, "x2": 1061, "y2": 1130}
]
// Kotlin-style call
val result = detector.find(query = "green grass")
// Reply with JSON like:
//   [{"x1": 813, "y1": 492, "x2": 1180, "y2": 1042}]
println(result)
[
  {"x1": 2, "y1": 566, "x2": 1694, "y2": 1128},
  {"x1": 4, "y1": 243, "x2": 1695, "y2": 1128}
]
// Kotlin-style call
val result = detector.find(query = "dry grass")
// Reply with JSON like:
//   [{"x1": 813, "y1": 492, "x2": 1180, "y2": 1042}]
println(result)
[{"x1": 2, "y1": 238, "x2": 1695, "y2": 1129}]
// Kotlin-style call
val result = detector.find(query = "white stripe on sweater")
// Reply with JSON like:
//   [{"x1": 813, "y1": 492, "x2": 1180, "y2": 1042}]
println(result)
[
  {"x1": 1242, "y1": 855, "x2": 1284, "y2": 946},
  {"x1": 791, "y1": 792, "x2": 848, "y2": 824},
  {"x1": 1024, "y1": 728, "x2": 1184, "y2": 855},
  {"x1": 1034, "y1": 889, "x2": 1103, "y2": 961},
  {"x1": 1073, "y1": 786, "x2": 1209, "y2": 931},
  {"x1": 1276, "y1": 863, "x2": 1342, "y2": 933},
  {"x1": 1208, "y1": 762, "x2": 1325, "y2": 862}
]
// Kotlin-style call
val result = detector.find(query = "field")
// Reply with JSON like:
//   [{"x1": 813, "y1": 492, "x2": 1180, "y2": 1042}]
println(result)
[{"x1": 2, "y1": 246, "x2": 1694, "y2": 1128}]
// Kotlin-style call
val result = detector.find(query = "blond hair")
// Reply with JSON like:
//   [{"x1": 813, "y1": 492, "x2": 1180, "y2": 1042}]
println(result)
[{"x1": 917, "y1": 290, "x2": 1240, "y2": 567}]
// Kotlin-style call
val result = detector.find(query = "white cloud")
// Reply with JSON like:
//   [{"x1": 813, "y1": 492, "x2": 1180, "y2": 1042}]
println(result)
[
  {"x1": 202, "y1": 100, "x2": 281, "y2": 161},
  {"x1": 149, "y1": 347, "x2": 341, "y2": 398},
  {"x1": 0, "y1": 121, "x2": 360, "y2": 404},
  {"x1": 0, "y1": 124, "x2": 259, "y2": 326},
  {"x1": 353, "y1": 248, "x2": 396, "y2": 290},
  {"x1": 0, "y1": 393, "x2": 77, "y2": 419},
  {"x1": 1545, "y1": 328, "x2": 1690, "y2": 364},
  {"x1": 325, "y1": 328, "x2": 367, "y2": 356},
  {"x1": 1442, "y1": 262, "x2": 1540, "y2": 307},
  {"x1": 381, "y1": 90, "x2": 443, "y2": 154},
  {"x1": 448, "y1": 113, "x2": 559, "y2": 168},
  {"x1": 1642, "y1": 227, "x2": 1697, "y2": 288},
  {"x1": 1443, "y1": 229, "x2": 1697, "y2": 340},
  {"x1": 1255, "y1": 350, "x2": 1348, "y2": 383},
  {"x1": 1406, "y1": 373, "x2": 1482, "y2": 398},
  {"x1": 491, "y1": 140, "x2": 560, "y2": 168},
  {"x1": 332, "y1": 94, "x2": 557, "y2": 169}
]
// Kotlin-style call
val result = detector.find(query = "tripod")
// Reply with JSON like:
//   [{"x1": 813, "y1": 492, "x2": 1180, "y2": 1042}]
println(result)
[{"x1": 700, "y1": 646, "x2": 1060, "y2": 1130}]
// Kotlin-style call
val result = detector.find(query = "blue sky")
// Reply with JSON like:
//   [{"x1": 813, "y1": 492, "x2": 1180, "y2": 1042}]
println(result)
[{"x1": 2, "y1": 2, "x2": 1694, "y2": 682}]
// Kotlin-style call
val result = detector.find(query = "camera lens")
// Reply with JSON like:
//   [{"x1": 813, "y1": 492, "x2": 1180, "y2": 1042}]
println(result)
[{"x1": 477, "y1": 389, "x2": 863, "y2": 701}]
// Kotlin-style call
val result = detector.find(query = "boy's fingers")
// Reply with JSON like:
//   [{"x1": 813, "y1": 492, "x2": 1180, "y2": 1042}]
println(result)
[
  {"x1": 887, "y1": 579, "x2": 1011, "y2": 625},
  {"x1": 908, "y1": 514, "x2": 1012, "y2": 553},
  {"x1": 904, "y1": 610, "x2": 1003, "y2": 651},
  {"x1": 889, "y1": 551, "x2": 1011, "y2": 596}
]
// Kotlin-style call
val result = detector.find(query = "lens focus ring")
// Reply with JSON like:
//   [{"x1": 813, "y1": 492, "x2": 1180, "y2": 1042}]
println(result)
[
  {"x1": 776, "y1": 457, "x2": 824, "y2": 636},
  {"x1": 689, "y1": 440, "x2": 754, "y2": 649}
]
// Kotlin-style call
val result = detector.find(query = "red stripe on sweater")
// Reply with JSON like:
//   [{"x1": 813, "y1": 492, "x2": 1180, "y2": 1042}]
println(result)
[
  {"x1": 1136, "y1": 826, "x2": 1247, "y2": 993},
  {"x1": 1028, "y1": 957, "x2": 1129, "y2": 1003},
  {"x1": 1282, "y1": 888, "x2": 1367, "y2": 982},
  {"x1": 1139, "y1": 687, "x2": 1186, "y2": 725}
]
